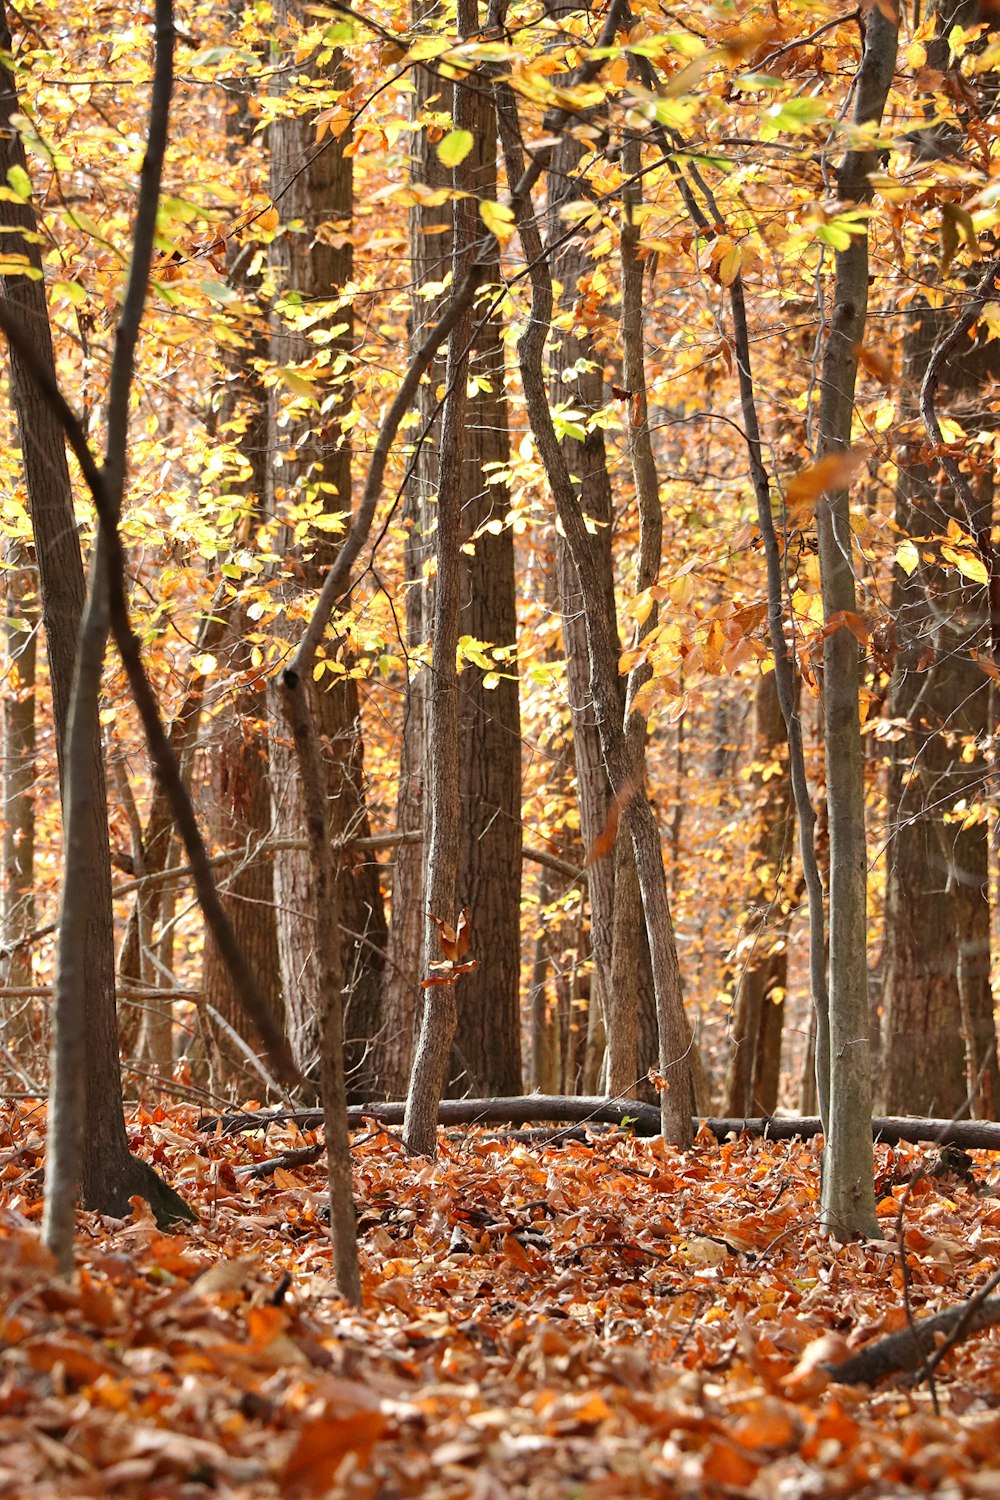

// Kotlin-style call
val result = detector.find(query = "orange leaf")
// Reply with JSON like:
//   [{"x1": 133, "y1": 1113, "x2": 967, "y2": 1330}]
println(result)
[
  {"x1": 585, "y1": 777, "x2": 639, "y2": 865},
  {"x1": 785, "y1": 447, "x2": 866, "y2": 504},
  {"x1": 284, "y1": 1405, "x2": 387, "y2": 1495},
  {"x1": 822, "y1": 609, "x2": 869, "y2": 648}
]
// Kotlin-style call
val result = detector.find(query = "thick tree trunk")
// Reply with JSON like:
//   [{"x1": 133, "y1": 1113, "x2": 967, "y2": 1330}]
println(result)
[
  {"x1": 384, "y1": 0, "x2": 522, "y2": 1101},
  {"x1": 879, "y1": 0, "x2": 1000, "y2": 1121},
  {"x1": 266, "y1": 13, "x2": 385, "y2": 1090},
  {"x1": 197, "y1": 54, "x2": 283, "y2": 1091},
  {"x1": 199, "y1": 664, "x2": 283, "y2": 1086},
  {"x1": 451, "y1": 68, "x2": 522, "y2": 1098},
  {"x1": 0, "y1": 0, "x2": 193, "y2": 1257}
]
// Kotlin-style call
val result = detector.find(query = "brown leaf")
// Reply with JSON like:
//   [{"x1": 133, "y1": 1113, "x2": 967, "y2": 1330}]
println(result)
[{"x1": 430, "y1": 906, "x2": 472, "y2": 961}]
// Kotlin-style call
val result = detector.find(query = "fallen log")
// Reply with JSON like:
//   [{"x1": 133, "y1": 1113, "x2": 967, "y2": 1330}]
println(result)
[
  {"x1": 196, "y1": 1097, "x2": 1000, "y2": 1151},
  {"x1": 825, "y1": 1295, "x2": 1000, "y2": 1386}
]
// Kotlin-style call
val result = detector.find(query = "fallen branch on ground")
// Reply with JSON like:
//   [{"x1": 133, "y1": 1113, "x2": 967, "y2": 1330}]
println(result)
[
  {"x1": 195, "y1": 1098, "x2": 1000, "y2": 1151},
  {"x1": 824, "y1": 1292, "x2": 1000, "y2": 1386}
]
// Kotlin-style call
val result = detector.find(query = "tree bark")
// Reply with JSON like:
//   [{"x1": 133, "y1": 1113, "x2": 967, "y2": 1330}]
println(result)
[
  {"x1": 1, "y1": 536, "x2": 37, "y2": 1045},
  {"x1": 495, "y1": 72, "x2": 697, "y2": 1145},
  {"x1": 0, "y1": 0, "x2": 196, "y2": 1269},
  {"x1": 724, "y1": 671, "x2": 795, "y2": 1117},
  {"x1": 814, "y1": 4, "x2": 898, "y2": 1238},
  {"x1": 266, "y1": 8, "x2": 385, "y2": 1089},
  {"x1": 879, "y1": 0, "x2": 1000, "y2": 1121},
  {"x1": 403, "y1": 0, "x2": 479, "y2": 1153}
]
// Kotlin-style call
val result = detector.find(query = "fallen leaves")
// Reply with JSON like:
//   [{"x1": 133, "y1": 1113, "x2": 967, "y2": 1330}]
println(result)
[{"x1": 4, "y1": 1104, "x2": 1000, "y2": 1496}]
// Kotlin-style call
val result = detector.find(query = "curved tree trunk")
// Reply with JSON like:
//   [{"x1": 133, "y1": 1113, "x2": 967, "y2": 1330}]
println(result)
[{"x1": 0, "y1": 0, "x2": 192, "y2": 1251}]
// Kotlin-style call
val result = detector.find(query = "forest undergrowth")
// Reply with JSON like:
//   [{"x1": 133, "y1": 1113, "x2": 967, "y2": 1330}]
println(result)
[{"x1": 3, "y1": 1105, "x2": 1000, "y2": 1496}]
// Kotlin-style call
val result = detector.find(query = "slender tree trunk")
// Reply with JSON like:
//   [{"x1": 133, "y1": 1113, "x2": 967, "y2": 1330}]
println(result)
[
  {"x1": 496, "y1": 74, "x2": 697, "y2": 1144},
  {"x1": 1, "y1": 537, "x2": 37, "y2": 1042},
  {"x1": 403, "y1": 0, "x2": 478, "y2": 1153},
  {"x1": 724, "y1": 670, "x2": 795, "y2": 1117},
  {"x1": 814, "y1": 5, "x2": 897, "y2": 1238}
]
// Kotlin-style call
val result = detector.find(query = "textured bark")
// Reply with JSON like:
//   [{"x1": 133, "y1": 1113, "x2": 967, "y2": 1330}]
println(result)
[
  {"x1": 266, "y1": 11, "x2": 385, "y2": 1090},
  {"x1": 724, "y1": 671, "x2": 795, "y2": 1117},
  {"x1": 814, "y1": 5, "x2": 897, "y2": 1238},
  {"x1": 496, "y1": 75, "x2": 697, "y2": 1144},
  {"x1": 198, "y1": 671, "x2": 283, "y2": 1085},
  {"x1": 383, "y1": 1, "x2": 521, "y2": 1101},
  {"x1": 374, "y1": 9, "x2": 443, "y2": 1099},
  {"x1": 1, "y1": 537, "x2": 37, "y2": 1039},
  {"x1": 403, "y1": 0, "x2": 478, "y2": 1154},
  {"x1": 879, "y1": 0, "x2": 1000, "y2": 1121},
  {"x1": 544, "y1": 54, "x2": 659, "y2": 1103},
  {"x1": 451, "y1": 155, "x2": 522, "y2": 1094},
  {"x1": 198, "y1": 72, "x2": 283, "y2": 1090},
  {"x1": 0, "y1": 0, "x2": 195, "y2": 1263}
]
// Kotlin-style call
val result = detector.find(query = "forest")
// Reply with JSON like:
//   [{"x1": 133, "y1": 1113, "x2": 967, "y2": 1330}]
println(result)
[{"x1": 3, "y1": 0, "x2": 1000, "y2": 1491}]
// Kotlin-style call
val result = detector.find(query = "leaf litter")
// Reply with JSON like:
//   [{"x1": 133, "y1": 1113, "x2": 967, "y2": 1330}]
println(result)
[{"x1": 3, "y1": 1103, "x2": 1000, "y2": 1496}]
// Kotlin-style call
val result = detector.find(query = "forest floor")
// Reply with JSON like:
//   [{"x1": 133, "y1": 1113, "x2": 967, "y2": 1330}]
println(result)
[{"x1": 3, "y1": 1103, "x2": 1000, "y2": 1497}]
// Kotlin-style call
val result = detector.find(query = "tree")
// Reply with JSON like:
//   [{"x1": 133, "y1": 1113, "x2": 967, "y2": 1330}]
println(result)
[
  {"x1": 266, "y1": 1, "x2": 386, "y2": 1091},
  {"x1": 0, "y1": 0, "x2": 194, "y2": 1266},
  {"x1": 813, "y1": 2, "x2": 897, "y2": 1238},
  {"x1": 878, "y1": 0, "x2": 1000, "y2": 1121}
]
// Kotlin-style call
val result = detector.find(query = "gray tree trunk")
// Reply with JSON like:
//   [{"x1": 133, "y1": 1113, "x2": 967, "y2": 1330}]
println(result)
[{"x1": 815, "y1": 4, "x2": 897, "y2": 1238}]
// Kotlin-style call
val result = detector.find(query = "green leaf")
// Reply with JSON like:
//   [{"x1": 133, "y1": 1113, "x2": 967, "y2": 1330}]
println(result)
[
  {"x1": 437, "y1": 129, "x2": 474, "y2": 168},
  {"x1": 6, "y1": 165, "x2": 31, "y2": 200}
]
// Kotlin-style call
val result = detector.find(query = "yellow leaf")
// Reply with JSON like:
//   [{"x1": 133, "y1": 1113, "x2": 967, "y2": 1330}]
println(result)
[
  {"x1": 873, "y1": 397, "x2": 895, "y2": 432},
  {"x1": 718, "y1": 244, "x2": 742, "y2": 286},
  {"x1": 191, "y1": 653, "x2": 217, "y2": 675},
  {"x1": 942, "y1": 545, "x2": 989, "y2": 585},
  {"x1": 480, "y1": 199, "x2": 516, "y2": 244},
  {"x1": 894, "y1": 539, "x2": 919, "y2": 576},
  {"x1": 437, "y1": 129, "x2": 474, "y2": 168}
]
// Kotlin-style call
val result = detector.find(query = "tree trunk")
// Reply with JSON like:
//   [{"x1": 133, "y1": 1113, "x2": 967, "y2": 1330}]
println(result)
[
  {"x1": 1, "y1": 536, "x2": 37, "y2": 1055},
  {"x1": 403, "y1": 0, "x2": 479, "y2": 1153},
  {"x1": 450, "y1": 48, "x2": 522, "y2": 1099},
  {"x1": 266, "y1": 10, "x2": 385, "y2": 1090},
  {"x1": 814, "y1": 4, "x2": 897, "y2": 1238},
  {"x1": 724, "y1": 670, "x2": 795, "y2": 1117},
  {"x1": 878, "y1": 0, "x2": 1000, "y2": 1122},
  {"x1": 0, "y1": 0, "x2": 193, "y2": 1259},
  {"x1": 496, "y1": 74, "x2": 697, "y2": 1144}
]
